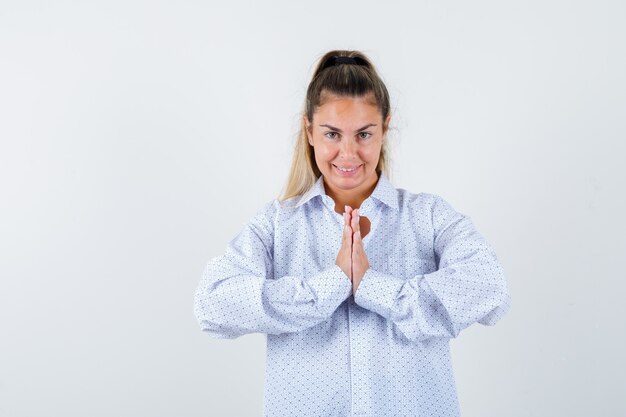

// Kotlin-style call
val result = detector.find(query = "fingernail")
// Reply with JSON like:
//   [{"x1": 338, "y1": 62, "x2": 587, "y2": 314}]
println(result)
[{"x1": 345, "y1": 205, "x2": 348, "y2": 212}]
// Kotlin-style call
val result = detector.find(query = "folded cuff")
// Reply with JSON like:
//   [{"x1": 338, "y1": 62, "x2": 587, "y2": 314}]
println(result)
[
  {"x1": 307, "y1": 264, "x2": 353, "y2": 315},
  {"x1": 354, "y1": 268, "x2": 405, "y2": 318}
]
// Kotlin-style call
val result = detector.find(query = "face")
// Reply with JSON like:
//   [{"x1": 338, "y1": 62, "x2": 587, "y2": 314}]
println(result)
[{"x1": 305, "y1": 94, "x2": 390, "y2": 200}]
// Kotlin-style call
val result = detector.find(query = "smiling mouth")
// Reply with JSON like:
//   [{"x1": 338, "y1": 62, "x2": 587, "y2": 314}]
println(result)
[{"x1": 333, "y1": 164, "x2": 362, "y2": 172}]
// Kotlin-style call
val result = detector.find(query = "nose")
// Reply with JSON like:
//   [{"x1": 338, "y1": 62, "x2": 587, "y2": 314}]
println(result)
[{"x1": 339, "y1": 137, "x2": 357, "y2": 159}]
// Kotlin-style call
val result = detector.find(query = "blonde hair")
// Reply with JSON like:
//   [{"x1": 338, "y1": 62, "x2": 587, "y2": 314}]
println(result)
[{"x1": 279, "y1": 50, "x2": 392, "y2": 202}]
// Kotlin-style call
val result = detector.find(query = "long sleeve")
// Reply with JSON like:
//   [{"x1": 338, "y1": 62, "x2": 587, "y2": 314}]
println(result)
[
  {"x1": 194, "y1": 200, "x2": 352, "y2": 339},
  {"x1": 353, "y1": 194, "x2": 511, "y2": 343}
]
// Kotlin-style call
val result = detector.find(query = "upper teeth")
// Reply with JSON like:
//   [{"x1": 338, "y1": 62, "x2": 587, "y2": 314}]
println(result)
[{"x1": 337, "y1": 166, "x2": 357, "y2": 172}]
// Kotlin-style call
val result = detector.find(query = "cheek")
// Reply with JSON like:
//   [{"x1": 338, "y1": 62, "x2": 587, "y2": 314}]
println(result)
[
  {"x1": 316, "y1": 143, "x2": 338, "y2": 160},
  {"x1": 361, "y1": 144, "x2": 382, "y2": 162}
]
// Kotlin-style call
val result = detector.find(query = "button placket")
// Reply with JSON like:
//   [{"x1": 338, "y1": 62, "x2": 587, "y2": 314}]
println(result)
[{"x1": 349, "y1": 305, "x2": 371, "y2": 416}]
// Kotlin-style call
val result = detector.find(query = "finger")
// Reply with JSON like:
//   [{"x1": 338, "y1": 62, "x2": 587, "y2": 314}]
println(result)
[
  {"x1": 351, "y1": 208, "x2": 360, "y2": 233},
  {"x1": 343, "y1": 215, "x2": 352, "y2": 247}
]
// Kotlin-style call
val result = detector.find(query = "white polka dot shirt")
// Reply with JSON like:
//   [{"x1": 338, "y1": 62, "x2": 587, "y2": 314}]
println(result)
[{"x1": 194, "y1": 172, "x2": 511, "y2": 417}]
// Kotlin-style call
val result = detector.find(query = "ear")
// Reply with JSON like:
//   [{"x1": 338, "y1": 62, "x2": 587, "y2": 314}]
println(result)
[
  {"x1": 304, "y1": 115, "x2": 313, "y2": 146},
  {"x1": 383, "y1": 114, "x2": 391, "y2": 135}
]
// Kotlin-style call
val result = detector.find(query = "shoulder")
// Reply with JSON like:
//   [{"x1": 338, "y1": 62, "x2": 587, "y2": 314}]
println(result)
[
  {"x1": 247, "y1": 195, "x2": 304, "y2": 229},
  {"x1": 395, "y1": 187, "x2": 453, "y2": 211},
  {"x1": 275, "y1": 194, "x2": 301, "y2": 210},
  {"x1": 241, "y1": 199, "x2": 279, "y2": 240},
  {"x1": 396, "y1": 188, "x2": 465, "y2": 225}
]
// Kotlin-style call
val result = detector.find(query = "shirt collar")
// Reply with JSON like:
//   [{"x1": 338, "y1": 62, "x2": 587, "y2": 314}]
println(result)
[{"x1": 294, "y1": 171, "x2": 399, "y2": 211}]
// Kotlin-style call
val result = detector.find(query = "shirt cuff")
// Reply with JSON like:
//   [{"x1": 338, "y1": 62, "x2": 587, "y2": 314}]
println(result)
[
  {"x1": 354, "y1": 268, "x2": 405, "y2": 318},
  {"x1": 307, "y1": 264, "x2": 353, "y2": 314}
]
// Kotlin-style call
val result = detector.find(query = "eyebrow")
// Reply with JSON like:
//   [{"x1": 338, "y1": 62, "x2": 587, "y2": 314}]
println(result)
[{"x1": 319, "y1": 123, "x2": 377, "y2": 133}]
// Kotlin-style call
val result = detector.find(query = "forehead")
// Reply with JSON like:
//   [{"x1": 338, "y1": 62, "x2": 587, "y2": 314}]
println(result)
[{"x1": 313, "y1": 94, "x2": 382, "y2": 126}]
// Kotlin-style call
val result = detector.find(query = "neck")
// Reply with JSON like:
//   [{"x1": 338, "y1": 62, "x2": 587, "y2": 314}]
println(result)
[{"x1": 324, "y1": 172, "x2": 379, "y2": 214}]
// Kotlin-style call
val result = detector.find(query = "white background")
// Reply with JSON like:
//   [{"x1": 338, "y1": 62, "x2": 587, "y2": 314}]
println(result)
[{"x1": 1, "y1": 1, "x2": 624, "y2": 416}]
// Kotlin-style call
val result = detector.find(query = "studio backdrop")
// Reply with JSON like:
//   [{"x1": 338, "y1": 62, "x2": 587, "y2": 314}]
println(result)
[{"x1": 1, "y1": 1, "x2": 624, "y2": 416}]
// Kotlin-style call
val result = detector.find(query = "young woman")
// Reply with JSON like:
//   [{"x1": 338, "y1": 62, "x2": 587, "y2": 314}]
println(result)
[{"x1": 194, "y1": 50, "x2": 511, "y2": 417}]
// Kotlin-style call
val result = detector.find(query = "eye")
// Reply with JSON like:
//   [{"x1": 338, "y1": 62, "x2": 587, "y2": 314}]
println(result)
[
  {"x1": 358, "y1": 132, "x2": 372, "y2": 140},
  {"x1": 324, "y1": 131, "x2": 339, "y2": 140}
]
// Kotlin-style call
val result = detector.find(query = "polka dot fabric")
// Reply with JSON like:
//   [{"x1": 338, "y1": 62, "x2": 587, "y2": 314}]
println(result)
[{"x1": 194, "y1": 172, "x2": 511, "y2": 417}]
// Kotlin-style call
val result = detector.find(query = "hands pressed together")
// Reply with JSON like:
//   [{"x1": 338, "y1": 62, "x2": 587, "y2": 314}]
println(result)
[{"x1": 335, "y1": 205, "x2": 369, "y2": 296}]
